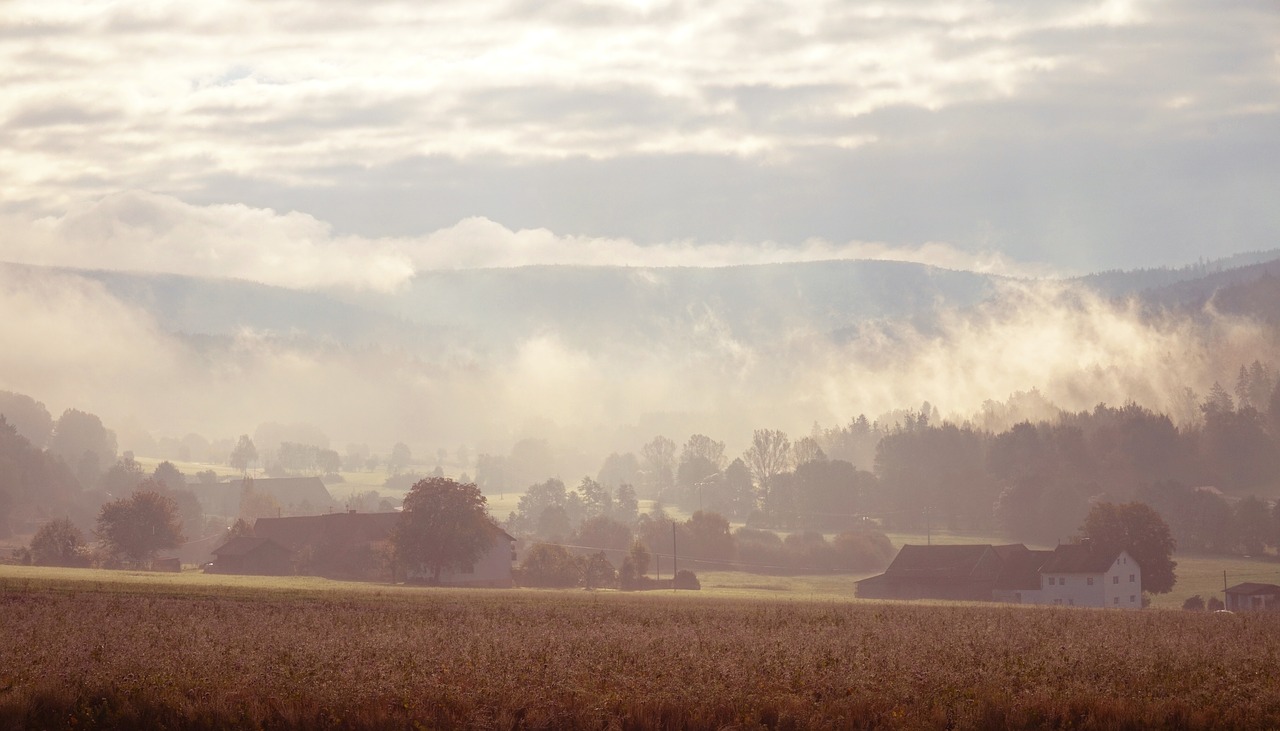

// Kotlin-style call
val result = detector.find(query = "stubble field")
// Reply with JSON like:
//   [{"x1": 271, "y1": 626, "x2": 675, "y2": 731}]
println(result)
[{"x1": 2, "y1": 567, "x2": 1278, "y2": 730}]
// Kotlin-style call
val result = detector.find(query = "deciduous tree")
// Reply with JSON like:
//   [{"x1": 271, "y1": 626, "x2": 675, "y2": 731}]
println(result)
[
  {"x1": 393, "y1": 477, "x2": 494, "y2": 584},
  {"x1": 30, "y1": 517, "x2": 87, "y2": 567},
  {"x1": 96, "y1": 485, "x2": 184, "y2": 566},
  {"x1": 229, "y1": 435, "x2": 257, "y2": 475},
  {"x1": 1081, "y1": 501, "x2": 1177, "y2": 594}
]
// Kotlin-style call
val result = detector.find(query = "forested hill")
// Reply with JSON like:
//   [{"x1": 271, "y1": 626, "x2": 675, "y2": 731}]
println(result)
[
  {"x1": 0, "y1": 259, "x2": 1005, "y2": 349},
  {"x1": 7, "y1": 251, "x2": 1280, "y2": 350}
]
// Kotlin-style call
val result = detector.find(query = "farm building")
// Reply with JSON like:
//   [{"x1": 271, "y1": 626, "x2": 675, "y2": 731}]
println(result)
[
  {"x1": 210, "y1": 511, "x2": 516, "y2": 586},
  {"x1": 1224, "y1": 582, "x2": 1280, "y2": 611},
  {"x1": 1036, "y1": 543, "x2": 1142, "y2": 609},
  {"x1": 857, "y1": 541, "x2": 1143, "y2": 609},
  {"x1": 209, "y1": 536, "x2": 294, "y2": 575}
]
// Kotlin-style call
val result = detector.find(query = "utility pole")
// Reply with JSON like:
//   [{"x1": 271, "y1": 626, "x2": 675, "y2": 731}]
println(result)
[{"x1": 672, "y1": 523, "x2": 678, "y2": 588}]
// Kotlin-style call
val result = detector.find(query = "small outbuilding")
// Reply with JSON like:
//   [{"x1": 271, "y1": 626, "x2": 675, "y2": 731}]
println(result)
[
  {"x1": 1225, "y1": 582, "x2": 1280, "y2": 611},
  {"x1": 209, "y1": 536, "x2": 294, "y2": 576}
]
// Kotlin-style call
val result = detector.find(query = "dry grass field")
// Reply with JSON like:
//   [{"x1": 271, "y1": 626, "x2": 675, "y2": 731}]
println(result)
[{"x1": 3, "y1": 566, "x2": 1279, "y2": 729}]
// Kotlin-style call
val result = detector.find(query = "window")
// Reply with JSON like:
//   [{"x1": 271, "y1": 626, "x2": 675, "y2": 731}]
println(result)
[
  {"x1": 1061, "y1": 578, "x2": 1067, "y2": 586},
  {"x1": 1113, "y1": 576, "x2": 1119, "y2": 584},
  {"x1": 1068, "y1": 599, "x2": 1074, "y2": 606},
  {"x1": 1130, "y1": 595, "x2": 1136, "y2": 603},
  {"x1": 1129, "y1": 574, "x2": 1135, "y2": 583},
  {"x1": 1048, "y1": 577, "x2": 1056, "y2": 586},
  {"x1": 1114, "y1": 597, "x2": 1119, "y2": 605},
  {"x1": 1087, "y1": 577, "x2": 1094, "y2": 586}
]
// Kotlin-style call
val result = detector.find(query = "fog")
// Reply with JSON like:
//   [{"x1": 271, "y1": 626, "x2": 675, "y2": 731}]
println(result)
[{"x1": 1, "y1": 249, "x2": 1273, "y2": 478}]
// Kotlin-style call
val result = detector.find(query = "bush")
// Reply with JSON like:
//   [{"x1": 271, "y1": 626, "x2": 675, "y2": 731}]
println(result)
[
  {"x1": 1182, "y1": 595, "x2": 1206, "y2": 611},
  {"x1": 30, "y1": 517, "x2": 88, "y2": 567},
  {"x1": 1207, "y1": 596, "x2": 1225, "y2": 611},
  {"x1": 673, "y1": 569, "x2": 700, "y2": 590},
  {"x1": 583, "y1": 552, "x2": 616, "y2": 589},
  {"x1": 517, "y1": 543, "x2": 582, "y2": 588}
]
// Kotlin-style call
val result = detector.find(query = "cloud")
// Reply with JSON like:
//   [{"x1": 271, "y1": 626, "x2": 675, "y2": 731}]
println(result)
[
  {"x1": 0, "y1": 192, "x2": 1048, "y2": 284},
  {"x1": 0, "y1": 0, "x2": 1274, "y2": 273},
  {"x1": 0, "y1": 191, "x2": 415, "y2": 290}
]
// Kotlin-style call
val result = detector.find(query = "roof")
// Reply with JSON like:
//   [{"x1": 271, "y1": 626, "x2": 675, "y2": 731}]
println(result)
[
  {"x1": 1038, "y1": 543, "x2": 1126, "y2": 574},
  {"x1": 994, "y1": 547, "x2": 1054, "y2": 590},
  {"x1": 251, "y1": 511, "x2": 516, "y2": 553},
  {"x1": 253, "y1": 512, "x2": 400, "y2": 552},
  {"x1": 876, "y1": 544, "x2": 1003, "y2": 583},
  {"x1": 1225, "y1": 582, "x2": 1280, "y2": 596},
  {"x1": 212, "y1": 535, "x2": 290, "y2": 556}
]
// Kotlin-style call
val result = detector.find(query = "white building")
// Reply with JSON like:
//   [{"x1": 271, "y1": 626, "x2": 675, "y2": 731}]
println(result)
[{"x1": 1029, "y1": 543, "x2": 1142, "y2": 609}]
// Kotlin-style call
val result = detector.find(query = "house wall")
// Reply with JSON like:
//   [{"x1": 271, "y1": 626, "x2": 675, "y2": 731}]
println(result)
[{"x1": 1038, "y1": 551, "x2": 1141, "y2": 609}]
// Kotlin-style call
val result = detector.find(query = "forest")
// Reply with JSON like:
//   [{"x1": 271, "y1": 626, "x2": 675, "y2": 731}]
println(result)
[{"x1": 5, "y1": 358, "x2": 1280, "y2": 577}]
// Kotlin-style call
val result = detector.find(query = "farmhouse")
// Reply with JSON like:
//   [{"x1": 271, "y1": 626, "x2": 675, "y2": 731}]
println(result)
[
  {"x1": 209, "y1": 535, "x2": 293, "y2": 575},
  {"x1": 210, "y1": 511, "x2": 516, "y2": 586},
  {"x1": 1224, "y1": 582, "x2": 1280, "y2": 611},
  {"x1": 857, "y1": 541, "x2": 1143, "y2": 608}
]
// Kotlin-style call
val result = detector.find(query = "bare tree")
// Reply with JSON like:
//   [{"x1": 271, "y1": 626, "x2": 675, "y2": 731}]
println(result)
[
  {"x1": 640, "y1": 436, "x2": 676, "y2": 498},
  {"x1": 744, "y1": 428, "x2": 792, "y2": 503}
]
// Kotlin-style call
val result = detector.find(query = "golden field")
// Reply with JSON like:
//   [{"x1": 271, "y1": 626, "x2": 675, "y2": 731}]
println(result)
[{"x1": 1, "y1": 565, "x2": 1277, "y2": 729}]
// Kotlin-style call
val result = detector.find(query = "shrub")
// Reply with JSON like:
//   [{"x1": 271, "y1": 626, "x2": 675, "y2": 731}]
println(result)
[
  {"x1": 517, "y1": 543, "x2": 581, "y2": 588},
  {"x1": 30, "y1": 517, "x2": 88, "y2": 567},
  {"x1": 1207, "y1": 596, "x2": 1225, "y2": 611},
  {"x1": 1182, "y1": 595, "x2": 1206, "y2": 611},
  {"x1": 673, "y1": 569, "x2": 700, "y2": 590}
]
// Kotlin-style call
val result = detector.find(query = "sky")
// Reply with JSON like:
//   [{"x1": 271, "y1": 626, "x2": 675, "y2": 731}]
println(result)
[
  {"x1": 1, "y1": 0, "x2": 1279, "y2": 463},
  {"x1": 2, "y1": 0, "x2": 1278, "y2": 286}
]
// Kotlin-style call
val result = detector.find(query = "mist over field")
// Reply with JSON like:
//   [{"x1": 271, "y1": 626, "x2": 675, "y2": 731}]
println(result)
[{"x1": 2, "y1": 196, "x2": 1277, "y2": 472}]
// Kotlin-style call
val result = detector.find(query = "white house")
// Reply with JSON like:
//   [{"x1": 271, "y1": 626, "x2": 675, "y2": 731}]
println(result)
[{"x1": 1031, "y1": 542, "x2": 1142, "y2": 609}]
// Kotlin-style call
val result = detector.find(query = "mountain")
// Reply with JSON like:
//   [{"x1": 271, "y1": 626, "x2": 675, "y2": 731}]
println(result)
[{"x1": 1, "y1": 260, "x2": 1008, "y2": 352}]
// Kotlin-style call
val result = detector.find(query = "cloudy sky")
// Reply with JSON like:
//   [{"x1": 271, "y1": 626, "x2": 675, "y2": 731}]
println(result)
[{"x1": 2, "y1": 0, "x2": 1278, "y2": 286}]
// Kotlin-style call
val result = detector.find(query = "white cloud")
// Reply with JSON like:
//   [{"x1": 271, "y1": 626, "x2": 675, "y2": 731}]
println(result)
[
  {"x1": 0, "y1": 192, "x2": 1048, "y2": 285},
  {"x1": 0, "y1": 191, "x2": 414, "y2": 290}
]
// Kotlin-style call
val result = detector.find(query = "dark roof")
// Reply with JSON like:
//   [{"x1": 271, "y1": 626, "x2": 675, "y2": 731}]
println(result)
[
  {"x1": 251, "y1": 511, "x2": 516, "y2": 553},
  {"x1": 879, "y1": 544, "x2": 1002, "y2": 582},
  {"x1": 212, "y1": 536, "x2": 290, "y2": 556},
  {"x1": 1038, "y1": 543, "x2": 1125, "y2": 574},
  {"x1": 1225, "y1": 582, "x2": 1280, "y2": 596},
  {"x1": 994, "y1": 547, "x2": 1054, "y2": 590},
  {"x1": 253, "y1": 512, "x2": 400, "y2": 552}
]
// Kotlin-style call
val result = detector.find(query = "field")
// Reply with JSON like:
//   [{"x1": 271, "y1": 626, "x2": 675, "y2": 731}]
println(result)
[{"x1": 4, "y1": 566, "x2": 1280, "y2": 729}]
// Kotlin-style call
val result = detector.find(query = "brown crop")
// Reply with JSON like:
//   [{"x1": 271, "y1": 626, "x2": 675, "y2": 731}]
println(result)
[{"x1": 1, "y1": 583, "x2": 1277, "y2": 729}]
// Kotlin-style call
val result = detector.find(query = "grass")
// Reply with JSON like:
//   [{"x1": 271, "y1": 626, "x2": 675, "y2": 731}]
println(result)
[{"x1": 5, "y1": 566, "x2": 1280, "y2": 730}]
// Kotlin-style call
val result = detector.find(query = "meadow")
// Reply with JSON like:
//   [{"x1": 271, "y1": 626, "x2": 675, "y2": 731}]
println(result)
[{"x1": 3, "y1": 566, "x2": 1280, "y2": 729}]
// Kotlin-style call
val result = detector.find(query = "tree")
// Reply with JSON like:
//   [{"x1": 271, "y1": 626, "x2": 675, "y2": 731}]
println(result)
[
  {"x1": 518, "y1": 543, "x2": 581, "y2": 588},
  {"x1": 388, "y1": 442, "x2": 412, "y2": 475},
  {"x1": 1081, "y1": 501, "x2": 1177, "y2": 594},
  {"x1": 393, "y1": 477, "x2": 494, "y2": 584},
  {"x1": 1182, "y1": 595, "x2": 1206, "y2": 611},
  {"x1": 582, "y1": 552, "x2": 616, "y2": 589},
  {"x1": 98, "y1": 455, "x2": 145, "y2": 495},
  {"x1": 152, "y1": 461, "x2": 186, "y2": 491},
  {"x1": 744, "y1": 428, "x2": 792, "y2": 505},
  {"x1": 96, "y1": 485, "x2": 185, "y2": 566},
  {"x1": 30, "y1": 517, "x2": 87, "y2": 567},
  {"x1": 230, "y1": 435, "x2": 258, "y2": 475},
  {"x1": 48, "y1": 408, "x2": 117, "y2": 487},
  {"x1": 614, "y1": 483, "x2": 640, "y2": 525},
  {"x1": 0, "y1": 391, "x2": 54, "y2": 447},
  {"x1": 640, "y1": 436, "x2": 676, "y2": 499},
  {"x1": 578, "y1": 477, "x2": 613, "y2": 518}
]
